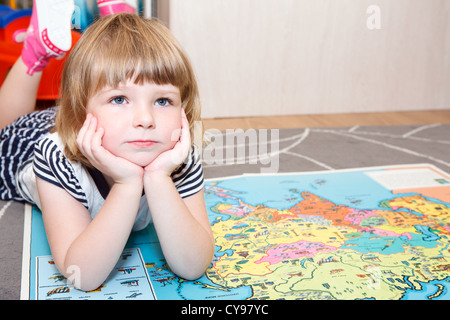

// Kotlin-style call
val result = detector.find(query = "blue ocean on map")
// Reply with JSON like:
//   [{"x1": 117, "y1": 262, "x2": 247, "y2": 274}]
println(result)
[
  {"x1": 130, "y1": 226, "x2": 254, "y2": 300},
  {"x1": 399, "y1": 277, "x2": 450, "y2": 300},
  {"x1": 155, "y1": 275, "x2": 253, "y2": 300},
  {"x1": 205, "y1": 169, "x2": 400, "y2": 213},
  {"x1": 341, "y1": 228, "x2": 441, "y2": 255}
]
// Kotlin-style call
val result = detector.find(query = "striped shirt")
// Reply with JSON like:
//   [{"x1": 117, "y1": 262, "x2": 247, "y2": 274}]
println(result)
[
  {"x1": 0, "y1": 107, "x2": 56, "y2": 201},
  {"x1": 17, "y1": 132, "x2": 204, "y2": 231}
]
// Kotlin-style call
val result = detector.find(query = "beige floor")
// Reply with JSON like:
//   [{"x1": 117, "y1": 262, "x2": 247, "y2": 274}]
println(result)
[{"x1": 202, "y1": 109, "x2": 450, "y2": 130}]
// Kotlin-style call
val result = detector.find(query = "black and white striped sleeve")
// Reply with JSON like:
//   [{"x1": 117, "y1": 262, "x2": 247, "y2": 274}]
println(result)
[
  {"x1": 33, "y1": 137, "x2": 89, "y2": 208},
  {"x1": 171, "y1": 146, "x2": 204, "y2": 198}
]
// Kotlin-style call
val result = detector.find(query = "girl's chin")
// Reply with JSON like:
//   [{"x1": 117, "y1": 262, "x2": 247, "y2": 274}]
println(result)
[
  {"x1": 130, "y1": 158, "x2": 155, "y2": 168},
  {"x1": 126, "y1": 153, "x2": 162, "y2": 167},
  {"x1": 113, "y1": 149, "x2": 166, "y2": 167}
]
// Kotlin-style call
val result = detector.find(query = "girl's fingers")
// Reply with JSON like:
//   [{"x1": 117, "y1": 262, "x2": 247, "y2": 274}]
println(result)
[
  {"x1": 77, "y1": 114, "x2": 99, "y2": 160},
  {"x1": 91, "y1": 126, "x2": 104, "y2": 152},
  {"x1": 168, "y1": 109, "x2": 191, "y2": 166},
  {"x1": 179, "y1": 108, "x2": 190, "y2": 144},
  {"x1": 77, "y1": 114, "x2": 91, "y2": 146}
]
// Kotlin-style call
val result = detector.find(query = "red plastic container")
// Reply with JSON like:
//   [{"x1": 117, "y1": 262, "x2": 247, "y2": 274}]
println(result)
[{"x1": 0, "y1": 5, "x2": 80, "y2": 101}]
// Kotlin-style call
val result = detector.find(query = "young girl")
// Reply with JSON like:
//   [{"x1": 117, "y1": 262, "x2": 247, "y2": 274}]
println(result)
[{"x1": 0, "y1": 1, "x2": 214, "y2": 292}]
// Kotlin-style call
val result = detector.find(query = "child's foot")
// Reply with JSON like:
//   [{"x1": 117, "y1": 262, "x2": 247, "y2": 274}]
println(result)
[
  {"x1": 97, "y1": 0, "x2": 137, "y2": 17},
  {"x1": 15, "y1": 0, "x2": 75, "y2": 75}
]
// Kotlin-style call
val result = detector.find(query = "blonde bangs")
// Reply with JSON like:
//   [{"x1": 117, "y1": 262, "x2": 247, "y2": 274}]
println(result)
[{"x1": 90, "y1": 17, "x2": 192, "y2": 98}]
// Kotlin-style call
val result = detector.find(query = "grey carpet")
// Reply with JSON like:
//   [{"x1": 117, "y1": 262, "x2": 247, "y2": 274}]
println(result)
[{"x1": 1, "y1": 123, "x2": 449, "y2": 299}]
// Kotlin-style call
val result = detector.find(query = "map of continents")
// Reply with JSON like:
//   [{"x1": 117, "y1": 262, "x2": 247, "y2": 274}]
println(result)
[{"x1": 200, "y1": 166, "x2": 450, "y2": 300}]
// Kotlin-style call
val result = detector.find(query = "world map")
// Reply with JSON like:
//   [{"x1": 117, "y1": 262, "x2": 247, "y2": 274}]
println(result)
[{"x1": 24, "y1": 164, "x2": 450, "y2": 300}]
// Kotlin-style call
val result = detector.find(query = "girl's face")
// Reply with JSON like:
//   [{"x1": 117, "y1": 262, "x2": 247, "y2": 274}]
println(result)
[{"x1": 86, "y1": 80, "x2": 182, "y2": 167}]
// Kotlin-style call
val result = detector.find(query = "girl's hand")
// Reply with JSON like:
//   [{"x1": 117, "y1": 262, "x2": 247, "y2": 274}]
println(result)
[
  {"x1": 77, "y1": 114, "x2": 144, "y2": 185},
  {"x1": 144, "y1": 108, "x2": 191, "y2": 177}
]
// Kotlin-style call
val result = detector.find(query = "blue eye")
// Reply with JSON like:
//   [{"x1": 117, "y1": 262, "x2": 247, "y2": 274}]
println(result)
[
  {"x1": 155, "y1": 98, "x2": 171, "y2": 107},
  {"x1": 110, "y1": 96, "x2": 127, "y2": 105}
]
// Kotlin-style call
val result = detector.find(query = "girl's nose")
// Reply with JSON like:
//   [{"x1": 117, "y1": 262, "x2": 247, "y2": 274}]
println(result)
[{"x1": 133, "y1": 105, "x2": 155, "y2": 128}]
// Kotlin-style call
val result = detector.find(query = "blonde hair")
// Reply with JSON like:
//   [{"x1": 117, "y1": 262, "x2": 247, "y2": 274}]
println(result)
[{"x1": 55, "y1": 13, "x2": 201, "y2": 166}]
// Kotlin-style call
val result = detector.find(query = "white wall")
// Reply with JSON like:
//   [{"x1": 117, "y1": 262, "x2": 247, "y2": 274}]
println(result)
[{"x1": 162, "y1": 0, "x2": 450, "y2": 118}]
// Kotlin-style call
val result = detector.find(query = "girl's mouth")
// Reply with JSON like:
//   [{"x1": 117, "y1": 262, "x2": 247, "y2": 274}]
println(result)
[{"x1": 127, "y1": 140, "x2": 157, "y2": 147}]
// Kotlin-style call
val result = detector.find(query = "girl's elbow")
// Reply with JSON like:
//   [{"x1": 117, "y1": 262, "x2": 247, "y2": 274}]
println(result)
[
  {"x1": 178, "y1": 266, "x2": 208, "y2": 281},
  {"x1": 176, "y1": 250, "x2": 215, "y2": 281},
  {"x1": 62, "y1": 265, "x2": 107, "y2": 292}
]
